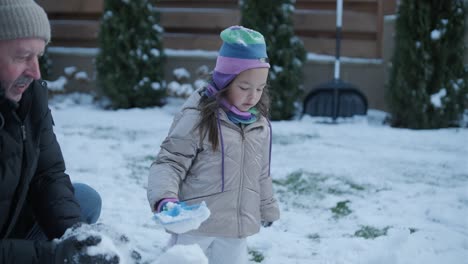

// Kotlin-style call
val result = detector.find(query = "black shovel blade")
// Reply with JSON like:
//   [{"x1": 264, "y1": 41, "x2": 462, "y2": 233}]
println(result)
[{"x1": 303, "y1": 80, "x2": 368, "y2": 119}]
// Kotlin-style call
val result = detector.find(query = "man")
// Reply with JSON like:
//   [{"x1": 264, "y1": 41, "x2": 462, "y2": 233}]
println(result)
[{"x1": 0, "y1": 0, "x2": 117, "y2": 263}]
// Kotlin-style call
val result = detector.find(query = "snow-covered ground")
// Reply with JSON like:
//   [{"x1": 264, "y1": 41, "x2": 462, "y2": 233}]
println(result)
[{"x1": 49, "y1": 94, "x2": 468, "y2": 264}]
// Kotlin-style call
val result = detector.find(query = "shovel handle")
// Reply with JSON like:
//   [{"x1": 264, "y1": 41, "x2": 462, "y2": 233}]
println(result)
[{"x1": 334, "y1": 0, "x2": 343, "y2": 80}]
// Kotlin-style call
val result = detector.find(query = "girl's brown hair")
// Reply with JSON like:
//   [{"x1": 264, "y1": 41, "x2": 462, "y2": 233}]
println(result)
[{"x1": 196, "y1": 79, "x2": 270, "y2": 151}]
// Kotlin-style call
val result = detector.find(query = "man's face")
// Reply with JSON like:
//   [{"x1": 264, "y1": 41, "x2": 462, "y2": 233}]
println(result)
[{"x1": 0, "y1": 38, "x2": 45, "y2": 102}]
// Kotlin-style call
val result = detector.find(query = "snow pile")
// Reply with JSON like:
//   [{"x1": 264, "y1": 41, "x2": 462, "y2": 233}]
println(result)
[
  {"x1": 59, "y1": 223, "x2": 141, "y2": 264},
  {"x1": 167, "y1": 66, "x2": 210, "y2": 98},
  {"x1": 157, "y1": 244, "x2": 208, "y2": 264},
  {"x1": 45, "y1": 76, "x2": 67, "y2": 92},
  {"x1": 154, "y1": 201, "x2": 211, "y2": 234},
  {"x1": 64, "y1": 66, "x2": 77, "y2": 76},
  {"x1": 167, "y1": 81, "x2": 194, "y2": 97},
  {"x1": 173, "y1": 68, "x2": 190, "y2": 80},
  {"x1": 51, "y1": 99, "x2": 468, "y2": 263}
]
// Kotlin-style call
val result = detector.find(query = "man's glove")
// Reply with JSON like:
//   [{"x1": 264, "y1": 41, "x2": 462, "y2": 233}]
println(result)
[
  {"x1": 54, "y1": 233, "x2": 120, "y2": 264},
  {"x1": 261, "y1": 221, "x2": 273, "y2": 228},
  {"x1": 51, "y1": 223, "x2": 143, "y2": 264}
]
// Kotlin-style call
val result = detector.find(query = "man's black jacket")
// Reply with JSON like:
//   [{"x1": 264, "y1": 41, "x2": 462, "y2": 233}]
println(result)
[{"x1": 0, "y1": 80, "x2": 81, "y2": 263}]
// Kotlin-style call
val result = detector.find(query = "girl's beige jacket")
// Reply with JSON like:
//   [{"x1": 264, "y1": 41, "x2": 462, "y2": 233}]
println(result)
[{"x1": 147, "y1": 91, "x2": 280, "y2": 238}]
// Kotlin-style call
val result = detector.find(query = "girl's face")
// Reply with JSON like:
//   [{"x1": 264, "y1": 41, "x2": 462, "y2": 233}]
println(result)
[{"x1": 225, "y1": 68, "x2": 269, "y2": 112}]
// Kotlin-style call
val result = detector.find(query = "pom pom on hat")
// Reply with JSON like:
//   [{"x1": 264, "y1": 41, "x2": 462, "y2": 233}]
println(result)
[
  {"x1": 210, "y1": 25, "x2": 270, "y2": 92},
  {"x1": 0, "y1": 0, "x2": 51, "y2": 43}
]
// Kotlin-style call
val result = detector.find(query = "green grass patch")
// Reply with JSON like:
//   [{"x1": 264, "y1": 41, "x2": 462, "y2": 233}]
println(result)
[
  {"x1": 354, "y1": 225, "x2": 390, "y2": 239},
  {"x1": 92, "y1": 126, "x2": 118, "y2": 139},
  {"x1": 327, "y1": 180, "x2": 365, "y2": 195},
  {"x1": 348, "y1": 182, "x2": 365, "y2": 191},
  {"x1": 248, "y1": 249, "x2": 265, "y2": 263},
  {"x1": 331, "y1": 200, "x2": 352, "y2": 218},
  {"x1": 274, "y1": 170, "x2": 366, "y2": 196},
  {"x1": 144, "y1": 155, "x2": 155, "y2": 162},
  {"x1": 307, "y1": 233, "x2": 321, "y2": 242},
  {"x1": 127, "y1": 154, "x2": 154, "y2": 185},
  {"x1": 273, "y1": 170, "x2": 368, "y2": 211},
  {"x1": 273, "y1": 170, "x2": 327, "y2": 196}
]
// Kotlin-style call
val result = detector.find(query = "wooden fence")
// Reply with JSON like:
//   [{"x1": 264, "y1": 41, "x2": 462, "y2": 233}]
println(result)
[{"x1": 37, "y1": 0, "x2": 397, "y2": 58}]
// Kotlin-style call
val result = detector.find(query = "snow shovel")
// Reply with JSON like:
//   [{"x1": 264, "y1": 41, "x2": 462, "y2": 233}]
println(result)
[{"x1": 302, "y1": 0, "x2": 367, "y2": 120}]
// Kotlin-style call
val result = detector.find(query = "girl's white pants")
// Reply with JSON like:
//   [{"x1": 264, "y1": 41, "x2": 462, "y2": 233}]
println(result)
[{"x1": 169, "y1": 233, "x2": 248, "y2": 264}]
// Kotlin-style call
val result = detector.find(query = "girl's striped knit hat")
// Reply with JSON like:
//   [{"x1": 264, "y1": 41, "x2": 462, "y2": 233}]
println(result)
[{"x1": 205, "y1": 25, "x2": 270, "y2": 96}]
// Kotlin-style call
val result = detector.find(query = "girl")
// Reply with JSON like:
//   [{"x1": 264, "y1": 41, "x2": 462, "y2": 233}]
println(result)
[{"x1": 147, "y1": 25, "x2": 280, "y2": 264}]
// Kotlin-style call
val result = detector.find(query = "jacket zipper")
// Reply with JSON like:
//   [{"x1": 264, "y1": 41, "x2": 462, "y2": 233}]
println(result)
[
  {"x1": 13, "y1": 113, "x2": 27, "y2": 170},
  {"x1": 237, "y1": 125, "x2": 245, "y2": 236},
  {"x1": 12, "y1": 111, "x2": 26, "y2": 142},
  {"x1": 21, "y1": 125, "x2": 26, "y2": 141}
]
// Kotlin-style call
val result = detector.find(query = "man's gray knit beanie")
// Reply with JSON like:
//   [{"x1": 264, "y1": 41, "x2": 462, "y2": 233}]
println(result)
[{"x1": 0, "y1": 0, "x2": 51, "y2": 43}]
